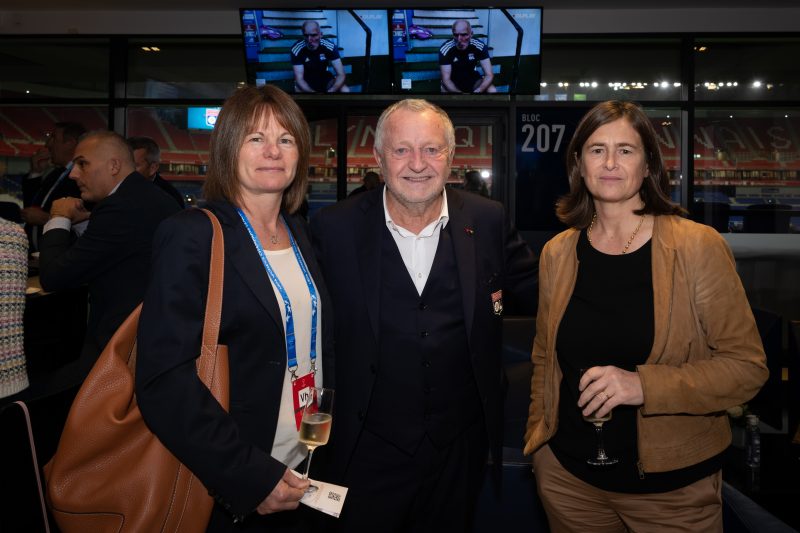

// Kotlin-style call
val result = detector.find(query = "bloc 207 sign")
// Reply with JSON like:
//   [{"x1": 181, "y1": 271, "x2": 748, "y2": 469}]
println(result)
[
  {"x1": 520, "y1": 117, "x2": 566, "y2": 154},
  {"x1": 515, "y1": 107, "x2": 587, "y2": 231}
]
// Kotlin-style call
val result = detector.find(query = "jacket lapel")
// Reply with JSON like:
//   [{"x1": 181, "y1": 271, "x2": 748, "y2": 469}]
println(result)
[
  {"x1": 648, "y1": 215, "x2": 676, "y2": 363},
  {"x1": 213, "y1": 202, "x2": 285, "y2": 334},
  {"x1": 548, "y1": 230, "x2": 580, "y2": 345},
  {"x1": 356, "y1": 190, "x2": 384, "y2": 343},
  {"x1": 447, "y1": 190, "x2": 477, "y2": 342}
]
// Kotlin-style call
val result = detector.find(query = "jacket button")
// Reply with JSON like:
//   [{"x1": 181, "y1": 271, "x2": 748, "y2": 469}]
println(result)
[
  {"x1": 420, "y1": 331, "x2": 429, "y2": 338},
  {"x1": 419, "y1": 302, "x2": 428, "y2": 310},
  {"x1": 422, "y1": 360, "x2": 431, "y2": 368},
  {"x1": 357, "y1": 410, "x2": 365, "y2": 421},
  {"x1": 423, "y1": 386, "x2": 431, "y2": 394},
  {"x1": 369, "y1": 364, "x2": 376, "y2": 374}
]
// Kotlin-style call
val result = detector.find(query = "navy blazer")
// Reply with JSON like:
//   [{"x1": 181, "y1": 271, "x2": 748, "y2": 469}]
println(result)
[
  {"x1": 39, "y1": 171, "x2": 180, "y2": 359},
  {"x1": 136, "y1": 201, "x2": 334, "y2": 525},
  {"x1": 311, "y1": 186, "x2": 537, "y2": 481}
]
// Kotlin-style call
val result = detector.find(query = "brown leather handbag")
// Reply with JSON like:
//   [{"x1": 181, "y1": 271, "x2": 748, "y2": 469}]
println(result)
[{"x1": 45, "y1": 209, "x2": 229, "y2": 533}]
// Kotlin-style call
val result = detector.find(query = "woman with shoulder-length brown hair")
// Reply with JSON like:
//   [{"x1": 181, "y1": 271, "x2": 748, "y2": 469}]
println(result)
[
  {"x1": 524, "y1": 100, "x2": 767, "y2": 532},
  {"x1": 136, "y1": 84, "x2": 334, "y2": 531}
]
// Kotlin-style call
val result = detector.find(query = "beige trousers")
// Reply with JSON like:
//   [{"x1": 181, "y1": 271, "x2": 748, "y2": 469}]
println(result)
[{"x1": 532, "y1": 444, "x2": 723, "y2": 533}]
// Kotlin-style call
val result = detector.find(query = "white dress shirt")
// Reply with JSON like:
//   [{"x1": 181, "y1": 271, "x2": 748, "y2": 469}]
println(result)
[{"x1": 383, "y1": 187, "x2": 449, "y2": 295}]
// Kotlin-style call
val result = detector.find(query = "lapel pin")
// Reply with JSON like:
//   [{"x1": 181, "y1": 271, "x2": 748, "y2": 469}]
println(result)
[
  {"x1": 464, "y1": 226, "x2": 474, "y2": 236},
  {"x1": 491, "y1": 290, "x2": 503, "y2": 316}
]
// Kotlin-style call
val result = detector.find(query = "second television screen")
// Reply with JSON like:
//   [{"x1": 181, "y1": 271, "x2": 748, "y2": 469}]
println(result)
[
  {"x1": 390, "y1": 7, "x2": 542, "y2": 95},
  {"x1": 241, "y1": 9, "x2": 392, "y2": 94}
]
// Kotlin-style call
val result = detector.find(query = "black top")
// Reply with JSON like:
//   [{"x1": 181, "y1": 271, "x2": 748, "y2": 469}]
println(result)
[
  {"x1": 290, "y1": 38, "x2": 340, "y2": 92},
  {"x1": 438, "y1": 38, "x2": 489, "y2": 92},
  {"x1": 549, "y1": 230, "x2": 721, "y2": 493}
]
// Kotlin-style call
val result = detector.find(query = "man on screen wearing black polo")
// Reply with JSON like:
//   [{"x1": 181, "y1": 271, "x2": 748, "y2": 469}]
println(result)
[
  {"x1": 291, "y1": 20, "x2": 350, "y2": 93},
  {"x1": 439, "y1": 19, "x2": 497, "y2": 94}
]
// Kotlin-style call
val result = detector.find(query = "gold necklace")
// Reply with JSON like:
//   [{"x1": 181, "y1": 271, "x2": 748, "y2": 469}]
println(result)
[{"x1": 587, "y1": 213, "x2": 646, "y2": 254}]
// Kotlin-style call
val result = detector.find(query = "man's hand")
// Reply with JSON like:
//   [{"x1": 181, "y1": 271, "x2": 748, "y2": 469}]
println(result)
[
  {"x1": 49, "y1": 197, "x2": 90, "y2": 224},
  {"x1": 31, "y1": 148, "x2": 52, "y2": 175},
  {"x1": 21, "y1": 206, "x2": 50, "y2": 226},
  {"x1": 255, "y1": 468, "x2": 310, "y2": 515}
]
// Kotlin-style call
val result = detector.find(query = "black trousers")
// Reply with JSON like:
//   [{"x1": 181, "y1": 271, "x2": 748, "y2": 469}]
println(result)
[{"x1": 332, "y1": 420, "x2": 488, "y2": 532}]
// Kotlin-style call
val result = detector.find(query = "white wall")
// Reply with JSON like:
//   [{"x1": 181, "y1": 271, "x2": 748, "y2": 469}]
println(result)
[{"x1": 1, "y1": 7, "x2": 800, "y2": 35}]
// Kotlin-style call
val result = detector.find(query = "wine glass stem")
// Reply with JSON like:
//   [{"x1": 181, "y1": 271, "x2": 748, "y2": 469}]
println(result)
[
  {"x1": 594, "y1": 425, "x2": 609, "y2": 461},
  {"x1": 303, "y1": 447, "x2": 315, "y2": 480}
]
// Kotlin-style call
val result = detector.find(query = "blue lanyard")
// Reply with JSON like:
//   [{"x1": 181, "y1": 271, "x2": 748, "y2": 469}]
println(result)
[{"x1": 236, "y1": 208, "x2": 318, "y2": 378}]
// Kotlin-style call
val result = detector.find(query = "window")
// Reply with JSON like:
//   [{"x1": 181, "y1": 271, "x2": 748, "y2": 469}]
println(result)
[
  {"x1": 127, "y1": 38, "x2": 245, "y2": 99},
  {"x1": 539, "y1": 37, "x2": 682, "y2": 102},
  {"x1": 692, "y1": 107, "x2": 799, "y2": 233},
  {"x1": 126, "y1": 106, "x2": 208, "y2": 206},
  {"x1": 0, "y1": 106, "x2": 108, "y2": 203},
  {"x1": 307, "y1": 118, "x2": 338, "y2": 217},
  {"x1": 694, "y1": 37, "x2": 800, "y2": 101},
  {"x1": 0, "y1": 38, "x2": 110, "y2": 99}
]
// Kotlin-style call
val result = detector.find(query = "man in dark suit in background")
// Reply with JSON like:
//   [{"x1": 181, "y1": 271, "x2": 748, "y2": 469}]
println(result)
[
  {"x1": 21, "y1": 121, "x2": 86, "y2": 250},
  {"x1": 39, "y1": 130, "x2": 180, "y2": 381},
  {"x1": 347, "y1": 170, "x2": 381, "y2": 197},
  {"x1": 311, "y1": 99, "x2": 537, "y2": 531},
  {"x1": 127, "y1": 135, "x2": 185, "y2": 209}
]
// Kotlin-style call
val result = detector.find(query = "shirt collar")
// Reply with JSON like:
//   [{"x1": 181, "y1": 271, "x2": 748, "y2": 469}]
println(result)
[{"x1": 382, "y1": 186, "x2": 450, "y2": 236}]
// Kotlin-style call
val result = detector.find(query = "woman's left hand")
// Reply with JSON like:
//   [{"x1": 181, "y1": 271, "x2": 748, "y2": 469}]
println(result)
[{"x1": 578, "y1": 366, "x2": 644, "y2": 419}]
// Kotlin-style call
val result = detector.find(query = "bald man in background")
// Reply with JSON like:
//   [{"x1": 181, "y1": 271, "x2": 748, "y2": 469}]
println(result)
[{"x1": 40, "y1": 130, "x2": 180, "y2": 379}]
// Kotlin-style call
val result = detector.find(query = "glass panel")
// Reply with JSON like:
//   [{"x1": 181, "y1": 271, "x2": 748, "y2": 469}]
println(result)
[
  {"x1": 538, "y1": 37, "x2": 681, "y2": 102},
  {"x1": 646, "y1": 108, "x2": 683, "y2": 205},
  {"x1": 694, "y1": 38, "x2": 800, "y2": 101},
  {"x1": 125, "y1": 106, "x2": 208, "y2": 207},
  {"x1": 450, "y1": 121, "x2": 494, "y2": 198},
  {"x1": 308, "y1": 118, "x2": 338, "y2": 217},
  {"x1": 0, "y1": 106, "x2": 108, "y2": 204},
  {"x1": 692, "y1": 108, "x2": 800, "y2": 233},
  {"x1": 345, "y1": 115, "x2": 381, "y2": 196},
  {"x1": 0, "y1": 38, "x2": 110, "y2": 99},
  {"x1": 127, "y1": 38, "x2": 246, "y2": 99}
]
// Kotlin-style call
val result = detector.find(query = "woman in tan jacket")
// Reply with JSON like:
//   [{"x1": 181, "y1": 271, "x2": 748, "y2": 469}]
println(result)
[{"x1": 524, "y1": 100, "x2": 768, "y2": 532}]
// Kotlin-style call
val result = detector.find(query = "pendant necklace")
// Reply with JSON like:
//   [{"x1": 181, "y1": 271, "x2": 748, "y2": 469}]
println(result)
[{"x1": 587, "y1": 213, "x2": 646, "y2": 254}]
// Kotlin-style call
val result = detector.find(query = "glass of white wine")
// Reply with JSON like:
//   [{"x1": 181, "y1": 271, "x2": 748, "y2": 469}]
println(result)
[
  {"x1": 299, "y1": 387, "x2": 334, "y2": 493},
  {"x1": 580, "y1": 368, "x2": 618, "y2": 466}
]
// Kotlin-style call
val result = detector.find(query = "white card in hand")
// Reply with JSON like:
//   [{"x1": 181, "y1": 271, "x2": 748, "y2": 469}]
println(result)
[{"x1": 291, "y1": 470, "x2": 348, "y2": 518}]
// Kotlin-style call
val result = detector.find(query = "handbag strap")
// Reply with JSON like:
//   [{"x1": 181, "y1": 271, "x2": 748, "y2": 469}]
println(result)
[
  {"x1": 129, "y1": 210, "x2": 224, "y2": 381},
  {"x1": 199, "y1": 208, "x2": 224, "y2": 352},
  {"x1": 195, "y1": 208, "x2": 225, "y2": 395}
]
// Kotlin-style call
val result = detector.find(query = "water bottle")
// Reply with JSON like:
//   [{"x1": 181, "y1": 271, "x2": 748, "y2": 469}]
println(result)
[{"x1": 745, "y1": 414, "x2": 761, "y2": 491}]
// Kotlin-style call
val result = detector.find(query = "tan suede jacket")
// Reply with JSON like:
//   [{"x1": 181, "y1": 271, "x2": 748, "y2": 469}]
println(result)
[{"x1": 523, "y1": 215, "x2": 768, "y2": 473}]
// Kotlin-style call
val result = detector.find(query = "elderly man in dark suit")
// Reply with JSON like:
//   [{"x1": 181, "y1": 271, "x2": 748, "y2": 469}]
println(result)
[
  {"x1": 311, "y1": 99, "x2": 538, "y2": 531},
  {"x1": 39, "y1": 130, "x2": 180, "y2": 380}
]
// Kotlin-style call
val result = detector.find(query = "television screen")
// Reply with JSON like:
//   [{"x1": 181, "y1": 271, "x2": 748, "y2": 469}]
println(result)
[
  {"x1": 187, "y1": 107, "x2": 221, "y2": 130},
  {"x1": 240, "y1": 9, "x2": 392, "y2": 94},
  {"x1": 390, "y1": 7, "x2": 542, "y2": 95}
]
